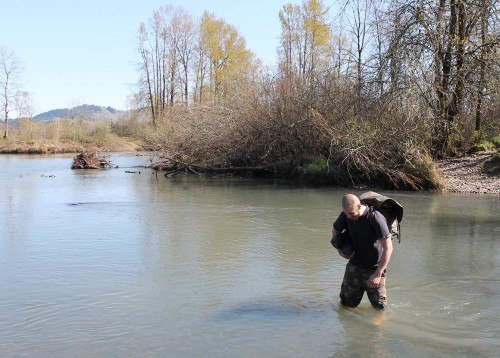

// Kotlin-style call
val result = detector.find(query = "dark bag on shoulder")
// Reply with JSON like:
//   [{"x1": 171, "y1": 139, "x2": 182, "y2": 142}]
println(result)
[
  {"x1": 331, "y1": 229, "x2": 354, "y2": 256},
  {"x1": 359, "y1": 191, "x2": 404, "y2": 242}
]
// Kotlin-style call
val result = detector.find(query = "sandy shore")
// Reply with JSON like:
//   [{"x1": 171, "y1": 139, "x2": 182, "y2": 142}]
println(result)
[{"x1": 435, "y1": 152, "x2": 500, "y2": 195}]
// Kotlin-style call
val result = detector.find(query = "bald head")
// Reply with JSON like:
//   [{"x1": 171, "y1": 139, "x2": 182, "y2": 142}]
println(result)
[
  {"x1": 342, "y1": 194, "x2": 360, "y2": 210},
  {"x1": 342, "y1": 194, "x2": 363, "y2": 220}
]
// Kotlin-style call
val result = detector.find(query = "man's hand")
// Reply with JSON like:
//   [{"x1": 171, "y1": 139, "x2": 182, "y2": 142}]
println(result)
[
  {"x1": 338, "y1": 249, "x2": 354, "y2": 260},
  {"x1": 367, "y1": 238, "x2": 392, "y2": 288},
  {"x1": 368, "y1": 272, "x2": 382, "y2": 288}
]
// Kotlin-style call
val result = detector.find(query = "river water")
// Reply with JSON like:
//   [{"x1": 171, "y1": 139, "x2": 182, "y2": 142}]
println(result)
[{"x1": 0, "y1": 153, "x2": 499, "y2": 357}]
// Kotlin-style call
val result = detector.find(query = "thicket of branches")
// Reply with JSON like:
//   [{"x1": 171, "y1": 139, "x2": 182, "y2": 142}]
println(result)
[{"x1": 133, "y1": 0, "x2": 500, "y2": 189}]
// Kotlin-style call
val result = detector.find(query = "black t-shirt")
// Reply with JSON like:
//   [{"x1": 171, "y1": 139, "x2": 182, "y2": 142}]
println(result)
[{"x1": 333, "y1": 208, "x2": 390, "y2": 270}]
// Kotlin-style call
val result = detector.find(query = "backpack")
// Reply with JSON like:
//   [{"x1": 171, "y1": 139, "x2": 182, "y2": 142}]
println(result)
[{"x1": 359, "y1": 191, "x2": 403, "y2": 242}]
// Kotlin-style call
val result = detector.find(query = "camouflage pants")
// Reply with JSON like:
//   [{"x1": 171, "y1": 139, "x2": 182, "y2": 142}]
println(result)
[{"x1": 340, "y1": 262, "x2": 387, "y2": 309}]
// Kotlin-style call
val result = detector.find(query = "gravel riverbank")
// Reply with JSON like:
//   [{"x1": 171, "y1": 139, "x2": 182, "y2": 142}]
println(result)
[{"x1": 435, "y1": 152, "x2": 500, "y2": 195}]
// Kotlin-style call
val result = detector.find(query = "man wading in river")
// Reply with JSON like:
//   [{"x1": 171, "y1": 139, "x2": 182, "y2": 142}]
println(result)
[{"x1": 332, "y1": 194, "x2": 393, "y2": 309}]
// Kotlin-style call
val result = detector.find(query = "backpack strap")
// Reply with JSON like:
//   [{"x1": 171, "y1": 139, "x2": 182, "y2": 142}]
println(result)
[{"x1": 367, "y1": 206, "x2": 401, "y2": 243}]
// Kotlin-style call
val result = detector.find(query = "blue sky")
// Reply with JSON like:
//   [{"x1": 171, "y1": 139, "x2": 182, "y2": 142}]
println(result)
[{"x1": 2, "y1": 0, "x2": 303, "y2": 115}]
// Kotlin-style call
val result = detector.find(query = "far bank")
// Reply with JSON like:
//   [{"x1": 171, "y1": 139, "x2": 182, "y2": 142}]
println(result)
[{"x1": 2, "y1": 139, "x2": 498, "y2": 195}]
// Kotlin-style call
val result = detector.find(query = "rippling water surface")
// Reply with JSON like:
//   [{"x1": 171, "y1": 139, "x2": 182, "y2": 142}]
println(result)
[{"x1": 0, "y1": 153, "x2": 499, "y2": 357}]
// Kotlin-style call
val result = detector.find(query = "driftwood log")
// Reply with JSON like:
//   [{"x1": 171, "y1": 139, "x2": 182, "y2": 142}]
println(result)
[
  {"x1": 71, "y1": 151, "x2": 113, "y2": 169},
  {"x1": 149, "y1": 158, "x2": 273, "y2": 177}
]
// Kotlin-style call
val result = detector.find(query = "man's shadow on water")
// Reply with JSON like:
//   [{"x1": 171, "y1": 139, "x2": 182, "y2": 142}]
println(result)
[
  {"x1": 214, "y1": 297, "x2": 392, "y2": 356},
  {"x1": 216, "y1": 298, "x2": 323, "y2": 321}
]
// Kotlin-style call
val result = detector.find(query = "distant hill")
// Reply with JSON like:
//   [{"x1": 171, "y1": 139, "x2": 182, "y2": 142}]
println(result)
[{"x1": 32, "y1": 104, "x2": 125, "y2": 122}]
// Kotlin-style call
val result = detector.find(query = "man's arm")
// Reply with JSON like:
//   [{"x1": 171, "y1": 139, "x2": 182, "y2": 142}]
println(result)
[{"x1": 368, "y1": 236, "x2": 393, "y2": 288}]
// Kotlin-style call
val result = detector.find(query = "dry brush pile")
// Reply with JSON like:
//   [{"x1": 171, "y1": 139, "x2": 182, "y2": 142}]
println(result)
[
  {"x1": 71, "y1": 152, "x2": 113, "y2": 169},
  {"x1": 142, "y1": 84, "x2": 439, "y2": 190}
]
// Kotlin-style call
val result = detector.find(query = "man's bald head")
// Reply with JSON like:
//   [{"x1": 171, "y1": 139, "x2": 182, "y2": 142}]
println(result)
[
  {"x1": 342, "y1": 194, "x2": 363, "y2": 220},
  {"x1": 342, "y1": 194, "x2": 360, "y2": 210}
]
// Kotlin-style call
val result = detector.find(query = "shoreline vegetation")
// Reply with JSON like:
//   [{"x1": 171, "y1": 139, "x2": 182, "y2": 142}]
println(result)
[
  {"x1": 0, "y1": 138, "x2": 143, "y2": 154},
  {"x1": 1, "y1": 138, "x2": 498, "y2": 195}
]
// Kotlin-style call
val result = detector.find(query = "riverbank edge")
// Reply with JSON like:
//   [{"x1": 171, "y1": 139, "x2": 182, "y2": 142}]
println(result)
[
  {"x1": 434, "y1": 151, "x2": 499, "y2": 195},
  {"x1": 0, "y1": 139, "x2": 143, "y2": 154},
  {"x1": 1, "y1": 141, "x2": 498, "y2": 195}
]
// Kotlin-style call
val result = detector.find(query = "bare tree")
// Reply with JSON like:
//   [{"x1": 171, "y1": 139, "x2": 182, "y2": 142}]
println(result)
[
  {"x1": 136, "y1": 6, "x2": 200, "y2": 122},
  {"x1": 278, "y1": 3, "x2": 302, "y2": 85},
  {"x1": 15, "y1": 91, "x2": 39, "y2": 140},
  {"x1": 473, "y1": 0, "x2": 499, "y2": 133},
  {"x1": 381, "y1": 0, "x2": 500, "y2": 158},
  {"x1": 193, "y1": 17, "x2": 209, "y2": 104},
  {"x1": 0, "y1": 46, "x2": 23, "y2": 139},
  {"x1": 136, "y1": 6, "x2": 175, "y2": 124},
  {"x1": 345, "y1": 0, "x2": 372, "y2": 95},
  {"x1": 14, "y1": 91, "x2": 36, "y2": 119},
  {"x1": 175, "y1": 10, "x2": 196, "y2": 105}
]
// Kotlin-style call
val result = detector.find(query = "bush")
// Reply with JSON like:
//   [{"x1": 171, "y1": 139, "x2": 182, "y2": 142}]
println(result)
[
  {"x1": 483, "y1": 153, "x2": 500, "y2": 175},
  {"x1": 476, "y1": 140, "x2": 497, "y2": 152},
  {"x1": 292, "y1": 157, "x2": 350, "y2": 185},
  {"x1": 89, "y1": 122, "x2": 111, "y2": 145},
  {"x1": 490, "y1": 136, "x2": 500, "y2": 149},
  {"x1": 402, "y1": 150, "x2": 443, "y2": 190}
]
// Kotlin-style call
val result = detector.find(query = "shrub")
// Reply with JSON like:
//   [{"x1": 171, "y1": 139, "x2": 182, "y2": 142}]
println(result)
[
  {"x1": 402, "y1": 150, "x2": 443, "y2": 190},
  {"x1": 490, "y1": 136, "x2": 500, "y2": 149},
  {"x1": 483, "y1": 153, "x2": 500, "y2": 175}
]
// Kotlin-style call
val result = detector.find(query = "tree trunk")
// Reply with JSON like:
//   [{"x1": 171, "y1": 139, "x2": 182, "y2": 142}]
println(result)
[
  {"x1": 431, "y1": 0, "x2": 448, "y2": 159},
  {"x1": 475, "y1": 1, "x2": 490, "y2": 132},
  {"x1": 3, "y1": 118, "x2": 8, "y2": 139}
]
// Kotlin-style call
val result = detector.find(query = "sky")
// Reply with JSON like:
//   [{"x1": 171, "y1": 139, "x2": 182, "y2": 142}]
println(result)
[{"x1": 1, "y1": 0, "x2": 305, "y2": 115}]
